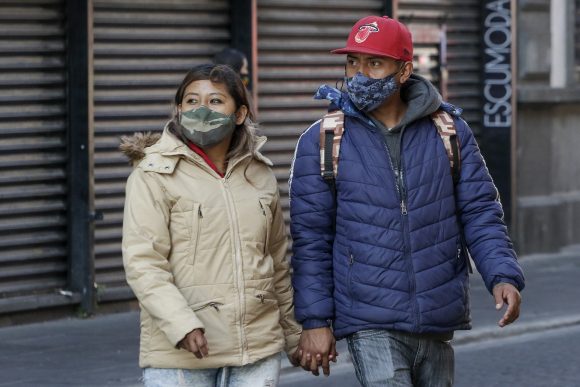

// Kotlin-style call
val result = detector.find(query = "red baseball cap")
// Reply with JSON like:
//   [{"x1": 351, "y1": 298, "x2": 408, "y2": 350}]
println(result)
[{"x1": 332, "y1": 15, "x2": 413, "y2": 61}]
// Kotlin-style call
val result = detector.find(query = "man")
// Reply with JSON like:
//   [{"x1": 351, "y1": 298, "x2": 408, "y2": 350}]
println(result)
[{"x1": 289, "y1": 15, "x2": 524, "y2": 386}]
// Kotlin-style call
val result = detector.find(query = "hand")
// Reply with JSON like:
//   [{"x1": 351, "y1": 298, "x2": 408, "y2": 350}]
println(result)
[
  {"x1": 289, "y1": 349, "x2": 301, "y2": 367},
  {"x1": 298, "y1": 327, "x2": 338, "y2": 376},
  {"x1": 493, "y1": 283, "x2": 522, "y2": 327},
  {"x1": 178, "y1": 328, "x2": 209, "y2": 359}
]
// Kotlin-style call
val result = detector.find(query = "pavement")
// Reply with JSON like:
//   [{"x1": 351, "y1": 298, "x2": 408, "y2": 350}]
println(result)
[{"x1": 1, "y1": 250, "x2": 579, "y2": 386}]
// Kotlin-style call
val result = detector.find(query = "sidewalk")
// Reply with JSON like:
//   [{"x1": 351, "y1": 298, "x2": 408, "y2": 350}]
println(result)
[{"x1": 1, "y1": 252, "x2": 579, "y2": 386}]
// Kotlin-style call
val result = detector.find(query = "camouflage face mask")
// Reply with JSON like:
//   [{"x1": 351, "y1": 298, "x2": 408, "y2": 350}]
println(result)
[
  {"x1": 177, "y1": 106, "x2": 236, "y2": 148},
  {"x1": 345, "y1": 70, "x2": 400, "y2": 113}
]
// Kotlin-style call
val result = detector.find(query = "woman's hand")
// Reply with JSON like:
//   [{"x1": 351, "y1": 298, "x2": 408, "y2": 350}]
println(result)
[{"x1": 178, "y1": 328, "x2": 209, "y2": 359}]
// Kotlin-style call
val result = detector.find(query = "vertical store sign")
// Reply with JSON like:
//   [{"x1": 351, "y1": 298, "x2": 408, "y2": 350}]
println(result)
[
  {"x1": 483, "y1": 0, "x2": 512, "y2": 129},
  {"x1": 481, "y1": 0, "x2": 514, "y2": 224}
]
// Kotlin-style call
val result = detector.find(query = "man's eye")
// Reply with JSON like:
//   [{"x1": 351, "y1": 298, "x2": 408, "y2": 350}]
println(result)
[{"x1": 371, "y1": 61, "x2": 381, "y2": 67}]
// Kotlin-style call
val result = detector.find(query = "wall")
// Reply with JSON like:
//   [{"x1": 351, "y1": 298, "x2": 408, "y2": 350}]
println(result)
[{"x1": 515, "y1": 0, "x2": 580, "y2": 255}]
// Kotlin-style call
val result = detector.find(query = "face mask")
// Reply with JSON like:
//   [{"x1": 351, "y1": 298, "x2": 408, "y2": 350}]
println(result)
[
  {"x1": 177, "y1": 106, "x2": 236, "y2": 148},
  {"x1": 345, "y1": 70, "x2": 400, "y2": 112}
]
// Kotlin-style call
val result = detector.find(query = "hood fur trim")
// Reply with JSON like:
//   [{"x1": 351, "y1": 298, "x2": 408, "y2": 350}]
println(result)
[{"x1": 119, "y1": 132, "x2": 162, "y2": 164}]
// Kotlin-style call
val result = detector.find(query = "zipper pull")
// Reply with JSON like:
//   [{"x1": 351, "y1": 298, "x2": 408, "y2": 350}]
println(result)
[
  {"x1": 257, "y1": 294, "x2": 265, "y2": 304},
  {"x1": 401, "y1": 200, "x2": 408, "y2": 215},
  {"x1": 198, "y1": 206, "x2": 203, "y2": 218},
  {"x1": 349, "y1": 253, "x2": 354, "y2": 265},
  {"x1": 210, "y1": 302, "x2": 220, "y2": 311},
  {"x1": 259, "y1": 201, "x2": 266, "y2": 215}
]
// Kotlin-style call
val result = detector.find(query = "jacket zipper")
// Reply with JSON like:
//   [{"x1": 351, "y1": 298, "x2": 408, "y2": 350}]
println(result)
[
  {"x1": 221, "y1": 178, "x2": 248, "y2": 362},
  {"x1": 192, "y1": 206, "x2": 203, "y2": 259},
  {"x1": 193, "y1": 302, "x2": 222, "y2": 312},
  {"x1": 379, "y1": 129, "x2": 418, "y2": 330}
]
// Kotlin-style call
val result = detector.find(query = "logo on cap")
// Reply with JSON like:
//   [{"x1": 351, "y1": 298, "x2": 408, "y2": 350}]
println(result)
[{"x1": 354, "y1": 22, "x2": 379, "y2": 43}]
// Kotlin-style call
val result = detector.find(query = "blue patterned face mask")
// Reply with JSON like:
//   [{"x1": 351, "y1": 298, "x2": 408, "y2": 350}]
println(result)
[{"x1": 345, "y1": 70, "x2": 400, "y2": 113}]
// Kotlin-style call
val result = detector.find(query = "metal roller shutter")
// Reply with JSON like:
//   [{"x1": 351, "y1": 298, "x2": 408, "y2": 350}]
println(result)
[
  {"x1": 0, "y1": 0, "x2": 68, "y2": 312},
  {"x1": 398, "y1": 0, "x2": 483, "y2": 134},
  {"x1": 92, "y1": 0, "x2": 231, "y2": 301},
  {"x1": 576, "y1": 0, "x2": 580, "y2": 77},
  {"x1": 257, "y1": 0, "x2": 383, "y2": 227}
]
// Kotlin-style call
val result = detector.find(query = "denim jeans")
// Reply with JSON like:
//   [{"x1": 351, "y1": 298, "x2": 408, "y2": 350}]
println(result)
[
  {"x1": 346, "y1": 329, "x2": 454, "y2": 387},
  {"x1": 142, "y1": 352, "x2": 281, "y2": 387}
]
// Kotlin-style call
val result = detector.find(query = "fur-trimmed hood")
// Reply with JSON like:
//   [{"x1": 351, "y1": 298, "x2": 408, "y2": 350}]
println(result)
[{"x1": 119, "y1": 132, "x2": 162, "y2": 167}]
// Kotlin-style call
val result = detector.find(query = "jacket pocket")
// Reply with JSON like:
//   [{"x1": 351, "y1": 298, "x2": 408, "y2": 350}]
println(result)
[
  {"x1": 346, "y1": 248, "x2": 355, "y2": 305},
  {"x1": 258, "y1": 198, "x2": 272, "y2": 255},
  {"x1": 188, "y1": 203, "x2": 203, "y2": 265},
  {"x1": 191, "y1": 298, "x2": 224, "y2": 313}
]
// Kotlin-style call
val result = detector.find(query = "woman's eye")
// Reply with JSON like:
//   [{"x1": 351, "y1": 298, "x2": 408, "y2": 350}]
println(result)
[
  {"x1": 210, "y1": 98, "x2": 223, "y2": 104},
  {"x1": 185, "y1": 98, "x2": 197, "y2": 105}
]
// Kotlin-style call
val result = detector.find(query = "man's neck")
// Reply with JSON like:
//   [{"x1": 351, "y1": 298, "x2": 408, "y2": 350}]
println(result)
[{"x1": 370, "y1": 92, "x2": 408, "y2": 129}]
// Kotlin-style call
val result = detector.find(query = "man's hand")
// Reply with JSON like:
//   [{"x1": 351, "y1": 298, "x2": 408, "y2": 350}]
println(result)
[
  {"x1": 178, "y1": 328, "x2": 209, "y2": 359},
  {"x1": 493, "y1": 283, "x2": 522, "y2": 327},
  {"x1": 297, "y1": 327, "x2": 338, "y2": 376}
]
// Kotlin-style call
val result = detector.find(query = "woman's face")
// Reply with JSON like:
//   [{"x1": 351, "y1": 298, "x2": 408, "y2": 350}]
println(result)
[{"x1": 179, "y1": 80, "x2": 246, "y2": 125}]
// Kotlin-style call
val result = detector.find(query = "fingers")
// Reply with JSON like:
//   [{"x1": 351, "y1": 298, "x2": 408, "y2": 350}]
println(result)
[
  {"x1": 309, "y1": 355, "x2": 320, "y2": 376},
  {"x1": 493, "y1": 288, "x2": 504, "y2": 310},
  {"x1": 321, "y1": 353, "x2": 331, "y2": 376},
  {"x1": 329, "y1": 340, "x2": 338, "y2": 362},
  {"x1": 196, "y1": 333, "x2": 209, "y2": 358},
  {"x1": 499, "y1": 291, "x2": 521, "y2": 327}
]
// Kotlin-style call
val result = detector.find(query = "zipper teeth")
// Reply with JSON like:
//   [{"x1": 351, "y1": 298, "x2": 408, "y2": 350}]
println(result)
[
  {"x1": 222, "y1": 180, "x2": 247, "y2": 356},
  {"x1": 194, "y1": 206, "x2": 202, "y2": 255}
]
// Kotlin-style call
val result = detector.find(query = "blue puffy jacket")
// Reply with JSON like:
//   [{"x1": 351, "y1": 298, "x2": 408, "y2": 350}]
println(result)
[{"x1": 289, "y1": 99, "x2": 525, "y2": 339}]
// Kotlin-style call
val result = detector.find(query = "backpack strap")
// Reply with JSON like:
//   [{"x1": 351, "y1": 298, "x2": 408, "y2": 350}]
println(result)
[
  {"x1": 431, "y1": 110, "x2": 461, "y2": 185},
  {"x1": 319, "y1": 110, "x2": 345, "y2": 196},
  {"x1": 431, "y1": 110, "x2": 472, "y2": 273}
]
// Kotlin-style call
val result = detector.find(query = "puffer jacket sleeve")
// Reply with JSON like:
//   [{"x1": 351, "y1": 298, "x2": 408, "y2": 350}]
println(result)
[
  {"x1": 455, "y1": 118, "x2": 525, "y2": 293},
  {"x1": 268, "y1": 188, "x2": 302, "y2": 354},
  {"x1": 289, "y1": 121, "x2": 336, "y2": 329},
  {"x1": 122, "y1": 168, "x2": 205, "y2": 346}
]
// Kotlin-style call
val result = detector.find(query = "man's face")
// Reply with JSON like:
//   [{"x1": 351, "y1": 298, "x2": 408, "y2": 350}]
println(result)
[{"x1": 345, "y1": 53, "x2": 402, "y2": 79}]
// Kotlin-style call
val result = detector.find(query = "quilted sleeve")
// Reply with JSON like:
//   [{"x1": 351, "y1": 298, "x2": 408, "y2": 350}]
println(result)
[
  {"x1": 289, "y1": 120, "x2": 336, "y2": 329},
  {"x1": 454, "y1": 118, "x2": 525, "y2": 293}
]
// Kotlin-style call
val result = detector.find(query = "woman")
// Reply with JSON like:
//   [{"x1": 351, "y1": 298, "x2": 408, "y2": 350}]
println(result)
[{"x1": 121, "y1": 64, "x2": 301, "y2": 387}]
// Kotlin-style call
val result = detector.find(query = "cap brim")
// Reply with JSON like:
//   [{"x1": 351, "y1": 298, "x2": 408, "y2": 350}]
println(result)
[{"x1": 331, "y1": 46, "x2": 404, "y2": 61}]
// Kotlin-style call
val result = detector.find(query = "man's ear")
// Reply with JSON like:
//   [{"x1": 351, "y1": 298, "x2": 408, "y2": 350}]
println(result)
[
  {"x1": 399, "y1": 62, "x2": 413, "y2": 84},
  {"x1": 235, "y1": 105, "x2": 248, "y2": 125}
]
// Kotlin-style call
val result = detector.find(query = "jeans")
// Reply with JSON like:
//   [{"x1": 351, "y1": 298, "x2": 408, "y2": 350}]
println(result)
[
  {"x1": 142, "y1": 352, "x2": 281, "y2": 387},
  {"x1": 346, "y1": 329, "x2": 454, "y2": 387}
]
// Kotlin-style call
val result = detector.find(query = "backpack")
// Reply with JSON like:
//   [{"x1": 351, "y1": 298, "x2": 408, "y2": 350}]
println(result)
[
  {"x1": 319, "y1": 109, "x2": 461, "y2": 191},
  {"x1": 319, "y1": 109, "x2": 472, "y2": 273}
]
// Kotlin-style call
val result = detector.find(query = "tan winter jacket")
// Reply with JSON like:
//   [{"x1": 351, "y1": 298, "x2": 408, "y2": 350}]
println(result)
[{"x1": 121, "y1": 126, "x2": 301, "y2": 369}]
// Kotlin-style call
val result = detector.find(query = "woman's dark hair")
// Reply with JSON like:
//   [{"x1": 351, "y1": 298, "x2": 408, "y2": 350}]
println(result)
[
  {"x1": 169, "y1": 64, "x2": 257, "y2": 161},
  {"x1": 212, "y1": 48, "x2": 247, "y2": 74}
]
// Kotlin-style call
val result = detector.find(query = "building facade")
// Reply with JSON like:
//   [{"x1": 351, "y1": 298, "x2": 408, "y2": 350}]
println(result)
[{"x1": 0, "y1": 0, "x2": 577, "y2": 322}]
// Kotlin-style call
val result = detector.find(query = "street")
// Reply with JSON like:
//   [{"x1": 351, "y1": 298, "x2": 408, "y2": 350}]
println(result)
[{"x1": 279, "y1": 324, "x2": 580, "y2": 387}]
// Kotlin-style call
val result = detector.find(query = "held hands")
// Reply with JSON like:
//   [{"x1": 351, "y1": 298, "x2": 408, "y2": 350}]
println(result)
[
  {"x1": 178, "y1": 328, "x2": 209, "y2": 359},
  {"x1": 493, "y1": 283, "x2": 522, "y2": 327},
  {"x1": 295, "y1": 327, "x2": 338, "y2": 376}
]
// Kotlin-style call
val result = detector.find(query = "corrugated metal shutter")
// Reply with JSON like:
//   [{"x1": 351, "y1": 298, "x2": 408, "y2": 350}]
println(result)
[
  {"x1": 92, "y1": 0, "x2": 231, "y2": 301},
  {"x1": 257, "y1": 0, "x2": 384, "y2": 228},
  {"x1": 398, "y1": 0, "x2": 483, "y2": 134},
  {"x1": 576, "y1": 0, "x2": 580, "y2": 77},
  {"x1": 0, "y1": 0, "x2": 68, "y2": 311}
]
